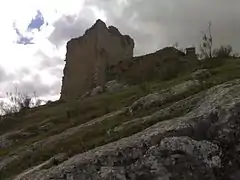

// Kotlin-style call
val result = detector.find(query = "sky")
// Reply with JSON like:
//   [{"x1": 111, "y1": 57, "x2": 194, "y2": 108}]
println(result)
[{"x1": 0, "y1": 0, "x2": 239, "y2": 101}]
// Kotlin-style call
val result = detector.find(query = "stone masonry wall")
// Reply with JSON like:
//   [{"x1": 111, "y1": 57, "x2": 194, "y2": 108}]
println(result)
[{"x1": 60, "y1": 20, "x2": 134, "y2": 100}]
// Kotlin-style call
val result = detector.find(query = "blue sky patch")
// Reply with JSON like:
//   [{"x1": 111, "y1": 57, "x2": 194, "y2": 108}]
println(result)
[
  {"x1": 14, "y1": 10, "x2": 45, "y2": 45},
  {"x1": 14, "y1": 27, "x2": 34, "y2": 45},
  {"x1": 27, "y1": 10, "x2": 45, "y2": 31}
]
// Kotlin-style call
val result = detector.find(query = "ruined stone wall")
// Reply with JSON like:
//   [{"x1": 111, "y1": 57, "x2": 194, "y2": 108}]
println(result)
[
  {"x1": 108, "y1": 47, "x2": 198, "y2": 84},
  {"x1": 60, "y1": 20, "x2": 134, "y2": 100}
]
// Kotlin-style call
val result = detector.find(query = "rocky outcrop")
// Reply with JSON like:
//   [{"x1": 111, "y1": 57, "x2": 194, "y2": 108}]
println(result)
[
  {"x1": 191, "y1": 69, "x2": 211, "y2": 81},
  {"x1": 105, "y1": 80, "x2": 127, "y2": 93},
  {"x1": 0, "y1": 134, "x2": 12, "y2": 149},
  {"x1": 90, "y1": 86, "x2": 104, "y2": 96},
  {"x1": 13, "y1": 79, "x2": 240, "y2": 180},
  {"x1": 129, "y1": 80, "x2": 201, "y2": 112},
  {"x1": 60, "y1": 19, "x2": 134, "y2": 100},
  {"x1": 80, "y1": 80, "x2": 127, "y2": 98}
]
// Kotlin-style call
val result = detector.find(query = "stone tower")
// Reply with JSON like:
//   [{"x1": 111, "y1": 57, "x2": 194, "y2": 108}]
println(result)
[
  {"x1": 60, "y1": 19, "x2": 134, "y2": 100},
  {"x1": 186, "y1": 47, "x2": 197, "y2": 58}
]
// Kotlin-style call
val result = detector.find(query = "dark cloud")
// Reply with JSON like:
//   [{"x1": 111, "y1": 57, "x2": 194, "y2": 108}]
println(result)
[
  {"x1": 48, "y1": 6, "x2": 97, "y2": 46},
  {"x1": 121, "y1": 0, "x2": 240, "y2": 53},
  {"x1": 7, "y1": 68, "x2": 33, "y2": 82},
  {"x1": 36, "y1": 50, "x2": 64, "y2": 70},
  {"x1": 36, "y1": 50, "x2": 64, "y2": 94},
  {"x1": 0, "y1": 66, "x2": 12, "y2": 83},
  {"x1": 0, "y1": 50, "x2": 64, "y2": 99},
  {"x1": 0, "y1": 66, "x2": 62, "y2": 98},
  {"x1": 49, "y1": 0, "x2": 240, "y2": 55},
  {"x1": 7, "y1": 0, "x2": 236, "y2": 100},
  {"x1": 18, "y1": 68, "x2": 31, "y2": 77},
  {"x1": 35, "y1": 51, "x2": 63, "y2": 96},
  {"x1": 9, "y1": 74, "x2": 61, "y2": 97},
  {"x1": 48, "y1": 67, "x2": 63, "y2": 78}
]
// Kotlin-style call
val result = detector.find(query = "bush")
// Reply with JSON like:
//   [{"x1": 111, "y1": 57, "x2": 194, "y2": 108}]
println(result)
[
  {"x1": 0, "y1": 88, "x2": 44, "y2": 115},
  {"x1": 199, "y1": 21, "x2": 213, "y2": 59},
  {"x1": 199, "y1": 58, "x2": 226, "y2": 69},
  {"x1": 213, "y1": 45, "x2": 233, "y2": 58}
]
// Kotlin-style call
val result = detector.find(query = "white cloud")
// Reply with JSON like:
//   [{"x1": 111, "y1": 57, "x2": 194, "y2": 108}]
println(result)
[
  {"x1": 0, "y1": 0, "x2": 88, "y2": 100},
  {"x1": 89, "y1": 6, "x2": 107, "y2": 22},
  {"x1": 0, "y1": 0, "x2": 239, "y2": 102}
]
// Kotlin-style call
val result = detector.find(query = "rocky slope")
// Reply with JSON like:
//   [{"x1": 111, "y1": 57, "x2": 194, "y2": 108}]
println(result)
[
  {"x1": 12, "y1": 78, "x2": 240, "y2": 180},
  {"x1": 1, "y1": 19, "x2": 240, "y2": 179},
  {"x1": 0, "y1": 57, "x2": 240, "y2": 179},
  {"x1": 60, "y1": 19, "x2": 197, "y2": 101}
]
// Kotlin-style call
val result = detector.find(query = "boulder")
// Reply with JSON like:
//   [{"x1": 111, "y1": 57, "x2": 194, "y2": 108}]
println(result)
[
  {"x1": 129, "y1": 80, "x2": 201, "y2": 112},
  {"x1": 90, "y1": 86, "x2": 104, "y2": 96},
  {"x1": 105, "y1": 80, "x2": 127, "y2": 93},
  {"x1": 191, "y1": 69, "x2": 211, "y2": 81},
  {"x1": 0, "y1": 134, "x2": 12, "y2": 148}
]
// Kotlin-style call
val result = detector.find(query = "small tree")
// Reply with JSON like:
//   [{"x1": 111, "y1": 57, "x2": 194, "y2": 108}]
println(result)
[
  {"x1": 172, "y1": 42, "x2": 185, "y2": 54},
  {"x1": 200, "y1": 21, "x2": 213, "y2": 59},
  {"x1": 0, "y1": 87, "x2": 44, "y2": 115},
  {"x1": 31, "y1": 91, "x2": 45, "y2": 107},
  {"x1": 173, "y1": 42, "x2": 179, "y2": 49},
  {"x1": 213, "y1": 45, "x2": 233, "y2": 58}
]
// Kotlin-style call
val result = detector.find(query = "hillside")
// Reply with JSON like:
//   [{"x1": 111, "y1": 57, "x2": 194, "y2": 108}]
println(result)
[
  {"x1": 1, "y1": 19, "x2": 240, "y2": 180},
  {"x1": 0, "y1": 57, "x2": 240, "y2": 179}
]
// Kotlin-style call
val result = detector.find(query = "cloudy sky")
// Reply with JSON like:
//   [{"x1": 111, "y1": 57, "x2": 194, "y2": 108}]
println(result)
[{"x1": 0, "y1": 0, "x2": 239, "y2": 101}]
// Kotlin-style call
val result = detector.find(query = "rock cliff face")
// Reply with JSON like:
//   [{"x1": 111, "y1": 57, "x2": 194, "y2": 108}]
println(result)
[{"x1": 60, "y1": 19, "x2": 134, "y2": 100}]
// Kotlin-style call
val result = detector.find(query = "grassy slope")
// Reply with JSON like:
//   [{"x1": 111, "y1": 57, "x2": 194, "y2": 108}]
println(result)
[{"x1": 0, "y1": 58, "x2": 240, "y2": 179}]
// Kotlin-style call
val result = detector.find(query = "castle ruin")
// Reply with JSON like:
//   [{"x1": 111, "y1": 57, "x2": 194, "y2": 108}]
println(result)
[
  {"x1": 60, "y1": 20, "x2": 198, "y2": 101},
  {"x1": 60, "y1": 19, "x2": 134, "y2": 100}
]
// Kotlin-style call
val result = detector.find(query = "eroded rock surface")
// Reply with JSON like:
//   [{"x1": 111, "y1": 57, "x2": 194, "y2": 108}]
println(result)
[
  {"x1": 0, "y1": 134, "x2": 12, "y2": 149},
  {"x1": 191, "y1": 69, "x2": 211, "y2": 81},
  {"x1": 105, "y1": 80, "x2": 127, "y2": 93},
  {"x1": 14, "y1": 79, "x2": 240, "y2": 180},
  {"x1": 129, "y1": 80, "x2": 201, "y2": 112}
]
